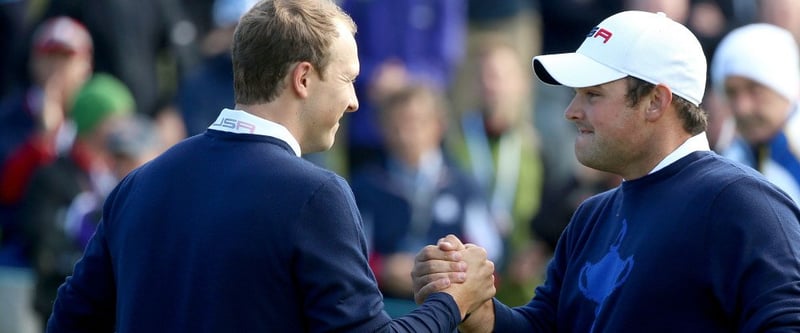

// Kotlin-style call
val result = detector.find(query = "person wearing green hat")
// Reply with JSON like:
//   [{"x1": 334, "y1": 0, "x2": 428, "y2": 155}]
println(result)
[
  {"x1": 20, "y1": 73, "x2": 134, "y2": 327},
  {"x1": 71, "y1": 73, "x2": 135, "y2": 138}
]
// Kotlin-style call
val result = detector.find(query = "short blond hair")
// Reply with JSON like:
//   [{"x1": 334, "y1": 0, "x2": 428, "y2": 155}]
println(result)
[{"x1": 232, "y1": 0, "x2": 356, "y2": 104}]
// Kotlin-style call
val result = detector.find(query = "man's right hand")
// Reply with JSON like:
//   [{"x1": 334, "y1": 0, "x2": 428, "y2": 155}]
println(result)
[
  {"x1": 411, "y1": 235, "x2": 495, "y2": 320},
  {"x1": 412, "y1": 235, "x2": 467, "y2": 304}
]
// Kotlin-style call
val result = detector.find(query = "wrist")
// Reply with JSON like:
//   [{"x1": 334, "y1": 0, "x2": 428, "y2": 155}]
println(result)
[{"x1": 458, "y1": 299, "x2": 494, "y2": 332}]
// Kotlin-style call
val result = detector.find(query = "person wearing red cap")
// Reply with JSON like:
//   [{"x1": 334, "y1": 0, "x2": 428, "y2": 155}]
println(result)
[
  {"x1": 0, "y1": 15, "x2": 93, "y2": 333},
  {"x1": 0, "y1": 16, "x2": 93, "y2": 205},
  {"x1": 412, "y1": 10, "x2": 800, "y2": 332}
]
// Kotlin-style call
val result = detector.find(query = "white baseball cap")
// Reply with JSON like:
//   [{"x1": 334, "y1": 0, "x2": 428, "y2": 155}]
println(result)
[
  {"x1": 711, "y1": 23, "x2": 800, "y2": 103},
  {"x1": 532, "y1": 10, "x2": 707, "y2": 106}
]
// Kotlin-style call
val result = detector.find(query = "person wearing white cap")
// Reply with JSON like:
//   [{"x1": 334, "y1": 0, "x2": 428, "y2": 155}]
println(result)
[
  {"x1": 711, "y1": 23, "x2": 800, "y2": 205},
  {"x1": 411, "y1": 10, "x2": 800, "y2": 332}
]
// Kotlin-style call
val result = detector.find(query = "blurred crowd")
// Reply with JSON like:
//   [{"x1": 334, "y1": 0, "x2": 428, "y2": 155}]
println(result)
[{"x1": 1, "y1": 0, "x2": 799, "y2": 331}]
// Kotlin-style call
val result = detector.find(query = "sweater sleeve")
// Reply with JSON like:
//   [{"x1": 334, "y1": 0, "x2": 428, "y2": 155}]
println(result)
[
  {"x1": 294, "y1": 174, "x2": 461, "y2": 332},
  {"x1": 493, "y1": 207, "x2": 589, "y2": 332},
  {"x1": 707, "y1": 177, "x2": 800, "y2": 331}
]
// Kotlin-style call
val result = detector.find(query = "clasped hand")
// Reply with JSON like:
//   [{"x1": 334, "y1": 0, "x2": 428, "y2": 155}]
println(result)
[{"x1": 411, "y1": 235, "x2": 496, "y2": 320}]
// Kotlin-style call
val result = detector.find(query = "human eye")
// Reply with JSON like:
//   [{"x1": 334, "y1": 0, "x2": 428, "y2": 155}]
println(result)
[{"x1": 577, "y1": 89, "x2": 599, "y2": 100}]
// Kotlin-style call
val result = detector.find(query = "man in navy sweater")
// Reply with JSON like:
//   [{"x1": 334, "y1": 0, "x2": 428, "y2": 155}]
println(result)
[
  {"x1": 46, "y1": 0, "x2": 496, "y2": 332},
  {"x1": 412, "y1": 10, "x2": 800, "y2": 332}
]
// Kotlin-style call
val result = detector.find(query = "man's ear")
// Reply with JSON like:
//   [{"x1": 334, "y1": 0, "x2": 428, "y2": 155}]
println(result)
[
  {"x1": 646, "y1": 84, "x2": 673, "y2": 121},
  {"x1": 291, "y1": 61, "x2": 314, "y2": 99}
]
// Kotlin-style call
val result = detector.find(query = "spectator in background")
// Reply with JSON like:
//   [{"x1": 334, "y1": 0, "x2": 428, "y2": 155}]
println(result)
[
  {"x1": 0, "y1": 17, "x2": 92, "y2": 333},
  {"x1": 450, "y1": 0, "x2": 541, "y2": 124},
  {"x1": 0, "y1": 16, "x2": 92, "y2": 170},
  {"x1": 448, "y1": 40, "x2": 544, "y2": 306},
  {"x1": 339, "y1": 0, "x2": 466, "y2": 173},
  {"x1": 106, "y1": 115, "x2": 163, "y2": 180},
  {"x1": 31, "y1": 0, "x2": 199, "y2": 160},
  {"x1": 43, "y1": 0, "x2": 199, "y2": 117},
  {"x1": 20, "y1": 73, "x2": 134, "y2": 326},
  {"x1": 177, "y1": 0, "x2": 257, "y2": 137},
  {"x1": 710, "y1": 23, "x2": 800, "y2": 204},
  {"x1": 351, "y1": 84, "x2": 502, "y2": 316}
]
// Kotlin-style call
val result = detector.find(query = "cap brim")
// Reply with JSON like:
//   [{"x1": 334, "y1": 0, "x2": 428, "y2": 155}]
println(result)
[{"x1": 532, "y1": 52, "x2": 627, "y2": 88}]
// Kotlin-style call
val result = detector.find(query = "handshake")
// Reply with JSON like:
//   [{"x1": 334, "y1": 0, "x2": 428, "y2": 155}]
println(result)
[{"x1": 411, "y1": 235, "x2": 496, "y2": 328}]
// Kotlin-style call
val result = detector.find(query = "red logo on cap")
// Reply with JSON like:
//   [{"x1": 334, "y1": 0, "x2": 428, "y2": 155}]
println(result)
[{"x1": 587, "y1": 27, "x2": 613, "y2": 44}]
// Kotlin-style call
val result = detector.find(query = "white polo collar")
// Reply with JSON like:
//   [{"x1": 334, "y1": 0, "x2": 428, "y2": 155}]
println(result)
[
  {"x1": 649, "y1": 132, "x2": 710, "y2": 174},
  {"x1": 209, "y1": 108, "x2": 301, "y2": 157}
]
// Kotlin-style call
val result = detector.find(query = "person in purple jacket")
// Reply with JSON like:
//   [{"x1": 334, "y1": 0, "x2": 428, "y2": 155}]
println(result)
[
  {"x1": 339, "y1": 0, "x2": 466, "y2": 172},
  {"x1": 412, "y1": 10, "x2": 800, "y2": 332},
  {"x1": 45, "y1": 1, "x2": 495, "y2": 332}
]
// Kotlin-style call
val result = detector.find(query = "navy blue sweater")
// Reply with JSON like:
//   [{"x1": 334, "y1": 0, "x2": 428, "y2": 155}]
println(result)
[
  {"x1": 494, "y1": 151, "x2": 800, "y2": 332},
  {"x1": 47, "y1": 130, "x2": 461, "y2": 332}
]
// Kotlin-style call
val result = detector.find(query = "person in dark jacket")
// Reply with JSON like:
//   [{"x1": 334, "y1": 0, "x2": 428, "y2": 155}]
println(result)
[
  {"x1": 46, "y1": 1, "x2": 495, "y2": 332},
  {"x1": 351, "y1": 84, "x2": 502, "y2": 315},
  {"x1": 413, "y1": 10, "x2": 800, "y2": 332}
]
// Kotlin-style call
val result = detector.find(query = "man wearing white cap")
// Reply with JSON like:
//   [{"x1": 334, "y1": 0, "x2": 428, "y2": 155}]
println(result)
[
  {"x1": 711, "y1": 23, "x2": 800, "y2": 205},
  {"x1": 411, "y1": 10, "x2": 800, "y2": 332}
]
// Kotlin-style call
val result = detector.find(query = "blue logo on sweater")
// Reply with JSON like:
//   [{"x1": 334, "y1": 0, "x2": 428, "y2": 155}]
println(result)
[{"x1": 578, "y1": 219, "x2": 634, "y2": 332}]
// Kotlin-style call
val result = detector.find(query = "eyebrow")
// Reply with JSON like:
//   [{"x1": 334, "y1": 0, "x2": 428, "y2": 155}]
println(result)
[{"x1": 576, "y1": 85, "x2": 602, "y2": 92}]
